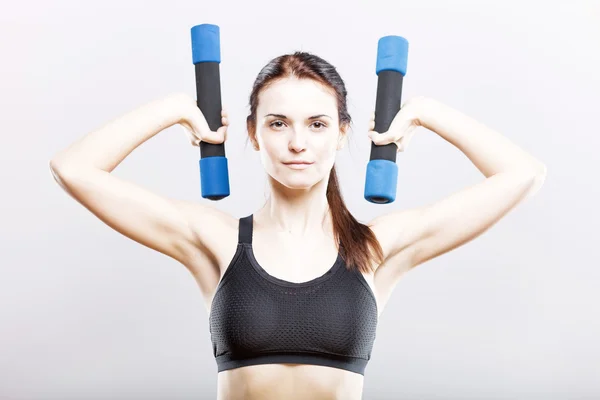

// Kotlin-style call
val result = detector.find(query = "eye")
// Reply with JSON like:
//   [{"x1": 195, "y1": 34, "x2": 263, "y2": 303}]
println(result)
[
  {"x1": 268, "y1": 120, "x2": 327, "y2": 130},
  {"x1": 269, "y1": 121, "x2": 285, "y2": 129},
  {"x1": 312, "y1": 121, "x2": 327, "y2": 130}
]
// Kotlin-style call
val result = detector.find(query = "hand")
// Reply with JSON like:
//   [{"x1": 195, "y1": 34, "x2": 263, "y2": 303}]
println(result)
[
  {"x1": 367, "y1": 96, "x2": 427, "y2": 152},
  {"x1": 169, "y1": 92, "x2": 229, "y2": 146}
]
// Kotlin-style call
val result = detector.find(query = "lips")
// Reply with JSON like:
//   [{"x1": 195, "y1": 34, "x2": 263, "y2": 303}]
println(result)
[{"x1": 283, "y1": 161, "x2": 313, "y2": 169}]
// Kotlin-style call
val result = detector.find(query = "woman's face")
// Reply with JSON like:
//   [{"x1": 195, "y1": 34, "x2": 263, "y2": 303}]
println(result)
[{"x1": 253, "y1": 77, "x2": 347, "y2": 191}]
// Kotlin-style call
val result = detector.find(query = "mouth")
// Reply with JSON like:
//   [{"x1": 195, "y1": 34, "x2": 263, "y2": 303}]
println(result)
[{"x1": 283, "y1": 162, "x2": 314, "y2": 169}]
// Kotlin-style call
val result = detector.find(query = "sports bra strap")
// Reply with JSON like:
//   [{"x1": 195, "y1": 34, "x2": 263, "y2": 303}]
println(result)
[{"x1": 238, "y1": 214, "x2": 253, "y2": 245}]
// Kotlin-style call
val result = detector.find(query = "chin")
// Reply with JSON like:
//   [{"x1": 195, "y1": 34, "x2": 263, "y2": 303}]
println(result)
[
  {"x1": 271, "y1": 171, "x2": 321, "y2": 190},
  {"x1": 279, "y1": 177, "x2": 318, "y2": 190}
]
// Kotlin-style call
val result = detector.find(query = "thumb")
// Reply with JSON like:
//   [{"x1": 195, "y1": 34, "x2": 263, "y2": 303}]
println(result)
[
  {"x1": 217, "y1": 124, "x2": 228, "y2": 141},
  {"x1": 201, "y1": 127, "x2": 226, "y2": 145},
  {"x1": 368, "y1": 130, "x2": 392, "y2": 146}
]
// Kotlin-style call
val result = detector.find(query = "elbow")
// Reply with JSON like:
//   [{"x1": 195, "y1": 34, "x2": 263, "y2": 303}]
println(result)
[
  {"x1": 49, "y1": 153, "x2": 81, "y2": 182},
  {"x1": 526, "y1": 161, "x2": 547, "y2": 178},
  {"x1": 534, "y1": 163, "x2": 547, "y2": 187},
  {"x1": 49, "y1": 149, "x2": 68, "y2": 173},
  {"x1": 539, "y1": 163, "x2": 547, "y2": 179},
  {"x1": 49, "y1": 157, "x2": 61, "y2": 174},
  {"x1": 49, "y1": 156, "x2": 87, "y2": 196},
  {"x1": 530, "y1": 163, "x2": 547, "y2": 189},
  {"x1": 49, "y1": 149, "x2": 82, "y2": 176},
  {"x1": 532, "y1": 162, "x2": 547, "y2": 178},
  {"x1": 501, "y1": 164, "x2": 547, "y2": 201},
  {"x1": 49, "y1": 157, "x2": 71, "y2": 187},
  {"x1": 522, "y1": 164, "x2": 547, "y2": 200},
  {"x1": 49, "y1": 156, "x2": 70, "y2": 178},
  {"x1": 513, "y1": 162, "x2": 547, "y2": 181}
]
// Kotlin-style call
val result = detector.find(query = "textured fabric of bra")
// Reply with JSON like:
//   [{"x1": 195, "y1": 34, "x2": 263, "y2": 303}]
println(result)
[{"x1": 209, "y1": 214, "x2": 379, "y2": 375}]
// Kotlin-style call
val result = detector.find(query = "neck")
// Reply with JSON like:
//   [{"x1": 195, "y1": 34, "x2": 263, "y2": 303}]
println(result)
[{"x1": 256, "y1": 176, "x2": 332, "y2": 238}]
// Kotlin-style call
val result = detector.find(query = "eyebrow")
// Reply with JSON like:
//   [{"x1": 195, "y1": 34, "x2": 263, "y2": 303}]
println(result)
[{"x1": 264, "y1": 113, "x2": 332, "y2": 120}]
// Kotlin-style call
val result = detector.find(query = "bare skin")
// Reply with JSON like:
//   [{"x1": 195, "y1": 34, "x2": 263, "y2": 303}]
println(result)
[
  {"x1": 50, "y1": 79, "x2": 545, "y2": 399},
  {"x1": 191, "y1": 210, "x2": 388, "y2": 400}
]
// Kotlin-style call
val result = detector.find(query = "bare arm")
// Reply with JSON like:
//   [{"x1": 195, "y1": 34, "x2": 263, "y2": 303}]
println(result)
[
  {"x1": 49, "y1": 93, "x2": 229, "y2": 267},
  {"x1": 370, "y1": 97, "x2": 546, "y2": 273}
]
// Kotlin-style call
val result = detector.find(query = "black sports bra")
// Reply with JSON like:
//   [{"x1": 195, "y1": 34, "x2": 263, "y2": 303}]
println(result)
[{"x1": 209, "y1": 214, "x2": 379, "y2": 375}]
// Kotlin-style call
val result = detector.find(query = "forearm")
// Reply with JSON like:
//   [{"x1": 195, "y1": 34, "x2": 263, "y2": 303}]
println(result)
[
  {"x1": 419, "y1": 98, "x2": 546, "y2": 178},
  {"x1": 50, "y1": 93, "x2": 183, "y2": 174}
]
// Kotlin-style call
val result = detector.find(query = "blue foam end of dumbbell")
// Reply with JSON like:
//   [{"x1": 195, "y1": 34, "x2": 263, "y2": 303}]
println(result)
[
  {"x1": 364, "y1": 159, "x2": 398, "y2": 204},
  {"x1": 376, "y1": 35, "x2": 408, "y2": 76},
  {"x1": 191, "y1": 24, "x2": 221, "y2": 64},
  {"x1": 200, "y1": 156, "x2": 230, "y2": 199}
]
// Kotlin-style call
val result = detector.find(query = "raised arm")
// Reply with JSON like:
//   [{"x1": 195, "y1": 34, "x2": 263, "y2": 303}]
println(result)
[
  {"x1": 49, "y1": 93, "x2": 233, "y2": 269},
  {"x1": 369, "y1": 96, "x2": 547, "y2": 276}
]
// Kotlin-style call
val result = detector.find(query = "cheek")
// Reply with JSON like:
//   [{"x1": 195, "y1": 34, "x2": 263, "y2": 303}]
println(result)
[
  {"x1": 263, "y1": 141, "x2": 282, "y2": 162},
  {"x1": 258, "y1": 140, "x2": 285, "y2": 171},
  {"x1": 317, "y1": 139, "x2": 339, "y2": 161}
]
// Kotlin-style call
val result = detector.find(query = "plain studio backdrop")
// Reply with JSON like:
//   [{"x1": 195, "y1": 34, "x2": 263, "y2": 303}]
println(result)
[{"x1": 1, "y1": 0, "x2": 598, "y2": 399}]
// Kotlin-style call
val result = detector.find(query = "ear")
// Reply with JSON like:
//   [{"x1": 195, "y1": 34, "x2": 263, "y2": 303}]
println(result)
[
  {"x1": 336, "y1": 123, "x2": 349, "y2": 150},
  {"x1": 247, "y1": 119, "x2": 260, "y2": 151},
  {"x1": 251, "y1": 138, "x2": 260, "y2": 151}
]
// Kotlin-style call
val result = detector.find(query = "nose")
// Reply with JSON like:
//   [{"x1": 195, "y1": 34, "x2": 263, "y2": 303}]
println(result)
[{"x1": 288, "y1": 129, "x2": 308, "y2": 152}]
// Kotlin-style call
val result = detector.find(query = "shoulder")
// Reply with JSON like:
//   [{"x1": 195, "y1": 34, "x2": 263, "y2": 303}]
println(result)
[
  {"x1": 172, "y1": 200, "x2": 240, "y2": 270},
  {"x1": 173, "y1": 199, "x2": 239, "y2": 234},
  {"x1": 367, "y1": 208, "x2": 427, "y2": 267}
]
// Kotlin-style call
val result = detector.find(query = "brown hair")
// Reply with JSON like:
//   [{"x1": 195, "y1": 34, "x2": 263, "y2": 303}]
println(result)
[{"x1": 245, "y1": 51, "x2": 384, "y2": 275}]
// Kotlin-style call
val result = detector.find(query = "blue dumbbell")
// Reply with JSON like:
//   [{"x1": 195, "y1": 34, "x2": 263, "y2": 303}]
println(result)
[
  {"x1": 190, "y1": 24, "x2": 230, "y2": 200},
  {"x1": 364, "y1": 35, "x2": 409, "y2": 204}
]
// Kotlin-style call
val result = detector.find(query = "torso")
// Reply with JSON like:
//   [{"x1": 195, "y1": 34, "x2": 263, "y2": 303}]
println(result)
[{"x1": 189, "y1": 212, "x2": 393, "y2": 400}]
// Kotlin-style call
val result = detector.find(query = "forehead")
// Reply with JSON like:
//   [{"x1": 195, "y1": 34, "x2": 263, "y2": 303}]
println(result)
[{"x1": 257, "y1": 78, "x2": 337, "y2": 116}]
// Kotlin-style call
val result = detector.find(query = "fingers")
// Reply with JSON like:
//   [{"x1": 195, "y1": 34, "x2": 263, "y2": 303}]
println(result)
[
  {"x1": 367, "y1": 105, "x2": 420, "y2": 152},
  {"x1": 223, "y1": 125, "x2": 228, "y2": 141},
  {"x1": 368, "y1": 131, "x2": 390, "y2": 146},
  {"x1": 369, "y1": 132, "x2": 404, "y2": 152},
  {"x1": 201, "y1": 127, "x2": 227, "y2": 145},
  {"x1": 367, "y1": 111, "x2": 393, "y2": 146},
  {"x1": 220, "y1": 108, "x2": 229, "y2": 141},
  {"x1": 185, "y1": 123, "x2": 227, "y2": 146},
  {"x1": 197, "y1": 109, "x2": 229, "y2": 145},
  {"x1": 368, "y1": 128, "x2": 405, "y2": 150},
  {"x1": 368, "y1": 111, "x2": 375, "y2": 129},
  {"x1": 221, "y1": 108, "x2": 229, "y2": 126},
  {"x1": 182, "y1": 106, "x2": 229, "y2": 147}
]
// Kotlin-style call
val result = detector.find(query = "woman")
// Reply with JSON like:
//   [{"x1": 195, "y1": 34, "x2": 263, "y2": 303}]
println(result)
[{"x1": 49, "y1": 51, "x2": 546, "y2": 400}]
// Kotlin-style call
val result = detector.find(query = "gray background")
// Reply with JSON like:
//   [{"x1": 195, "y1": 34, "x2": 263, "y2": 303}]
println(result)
[{"x1": 2, "y1": 0, "x2": 598, "y2": 399}]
